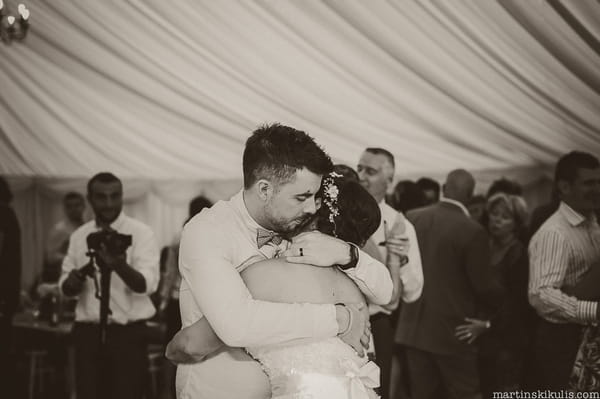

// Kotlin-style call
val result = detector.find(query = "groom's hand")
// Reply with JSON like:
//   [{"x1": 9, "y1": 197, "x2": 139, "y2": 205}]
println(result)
[
  {"x1": 336, "y1": 303, "x2": 370, "y2": 357},
  {"x1": 284, "y1": 231, "x2": 351, "y2": 267}
]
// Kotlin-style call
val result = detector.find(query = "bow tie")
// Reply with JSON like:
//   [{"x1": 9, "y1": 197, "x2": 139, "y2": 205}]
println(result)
[{"x1": 256, "y1": 229, "x2": 283, "y2": 248}]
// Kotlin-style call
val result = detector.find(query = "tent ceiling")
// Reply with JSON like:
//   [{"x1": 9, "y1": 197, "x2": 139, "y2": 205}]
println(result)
[{"x1": 1, "y1": 0, "x2": 599, "y2": 180}]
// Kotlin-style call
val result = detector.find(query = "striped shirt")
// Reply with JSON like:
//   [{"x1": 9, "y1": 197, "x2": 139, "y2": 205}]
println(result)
[{"x1": 528, "y1": 202, "x2": 600, "y2": 324}]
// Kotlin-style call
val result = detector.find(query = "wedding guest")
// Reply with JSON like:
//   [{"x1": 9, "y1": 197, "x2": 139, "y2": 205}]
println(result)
[
  {"x1": 0, "y1": 176, "x2": 21, "y2": 397},
  {"x1": 479, "y1": 178, "x2": 523, "y2": 233},
  {"x1": 416, "y1": 177, "x2": 440, "y2": 205},
  {"x1": 455, "y1": 193, "x2": 532, "y2": 396},
  {"x1": 45, "y1": 192, "x2": 86, "y2": 279},
  {"x1": 527, "y1": 151, "x2": 600, "y2": 390},
  {"x1": 36, "y1": 192, "x2": 86, "y2": 304},
  {"x1": 486, "y1": 177, "x2": 523, "y2": 198},
  {"x1": 389, "y1": 180, "x2": 427, "y2": 214},
  {"x1": 467, "y1": 195, "x2": 487, "y2": 226},
  {"x1": 357, "y1": 148, "x2": 424, "y2": 399},
  {"x1": 59, "y1": 172, "x2": 160, "y2": 399},
  {"x1": 397, "y1": 169, "x2": 503, "y2": 399}
]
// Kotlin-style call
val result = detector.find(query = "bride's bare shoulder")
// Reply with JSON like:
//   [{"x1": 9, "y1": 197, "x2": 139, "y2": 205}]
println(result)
[{"x1": 240, "y1": 258, "x2": 292, "y2": 301}]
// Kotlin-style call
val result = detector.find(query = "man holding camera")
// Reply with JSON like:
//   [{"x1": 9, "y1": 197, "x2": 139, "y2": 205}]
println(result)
[{"x1": 59, "y1": 172, "x2": 160, "y2": 399}]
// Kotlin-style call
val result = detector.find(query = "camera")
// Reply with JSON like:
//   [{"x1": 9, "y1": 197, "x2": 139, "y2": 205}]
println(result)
[{"x1": 87, "y1": 230, "x2": 132, "y2": 255}]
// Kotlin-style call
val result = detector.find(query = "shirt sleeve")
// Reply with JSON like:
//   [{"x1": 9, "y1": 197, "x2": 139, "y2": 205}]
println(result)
[
  {"x1": 129, "y1": 226, "x2": 160, "y2": 295},
  {"x1": 528, "y1": 229, "x2": 597, "y2": 324},
  {"x1": 341, "y1": 246, "x2": 393, "y2": 306},
  {"x1": 399, "y1": 221, "x2": 424, "y2": 303},
  {"x1": 59, "y1": 233, "x2": 78, "y2": 297},
  {"x1": 179, "y1": 215, "x2": 338, "y2": 348}
]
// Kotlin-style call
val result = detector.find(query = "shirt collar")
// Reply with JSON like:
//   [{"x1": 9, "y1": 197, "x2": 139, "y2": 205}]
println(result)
[
  {"x1": 440, "y1": 197, "x2": 470, "y2": 217},
  {"x1": 378, "y1": 199, "x2": 387, "y2": 211},
  {"x1": 559, "y1": 201, "x2": 591, "y2": 227},
  {"x1": 94, "y1": 211, "x2": 126, "y2": 231}
]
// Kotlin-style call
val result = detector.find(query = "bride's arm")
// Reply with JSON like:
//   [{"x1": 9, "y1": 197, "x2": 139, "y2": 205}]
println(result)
[
  {"x1": 166, "y1": 318, "x2": 224, "y2": 364},
  {"x1": 284, "y1": 232, "x2": 393, "y2": 305},
  {"x1": 165, "y1": 258, "x2": 350, "y2": 364}
]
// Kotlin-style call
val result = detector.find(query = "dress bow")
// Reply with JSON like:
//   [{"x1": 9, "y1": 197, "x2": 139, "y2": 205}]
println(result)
[{"x1": 340, "y1": 359, "x2": 380, "y2": 399}]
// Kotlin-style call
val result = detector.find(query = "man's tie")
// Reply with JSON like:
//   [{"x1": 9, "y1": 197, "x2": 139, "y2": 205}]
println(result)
[{"x1": 256, "y1": 228, "x2": 283, "y2": 248}]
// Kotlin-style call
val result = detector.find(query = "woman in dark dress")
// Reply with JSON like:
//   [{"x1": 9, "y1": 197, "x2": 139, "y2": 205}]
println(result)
[{"x1": 455, "y1": 193, "x2": 533, "y2": 396}]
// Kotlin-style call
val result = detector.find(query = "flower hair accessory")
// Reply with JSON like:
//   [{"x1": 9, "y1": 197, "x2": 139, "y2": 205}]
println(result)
[{"x1": 322, "y1": 172, "x2": 342, "y2": 237}]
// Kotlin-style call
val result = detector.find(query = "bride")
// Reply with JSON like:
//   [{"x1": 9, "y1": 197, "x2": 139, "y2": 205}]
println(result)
[{"x1": 168, "y1": 173, "x2": 398, "y2": 398}]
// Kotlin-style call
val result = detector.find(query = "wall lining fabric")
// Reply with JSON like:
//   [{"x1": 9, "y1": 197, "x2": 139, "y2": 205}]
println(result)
[{"x1": 1, "y1": 0, "x2": 599, "y2": 287}]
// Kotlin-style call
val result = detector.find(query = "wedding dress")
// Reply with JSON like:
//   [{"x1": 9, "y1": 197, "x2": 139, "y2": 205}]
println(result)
[{"x1": 247, "y1": 336, "x2": 380, "y2": 399}]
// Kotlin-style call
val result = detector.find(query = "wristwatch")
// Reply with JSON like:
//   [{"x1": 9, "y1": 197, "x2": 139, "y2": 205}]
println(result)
[{"x1": 339, "y1": 243, "x2": 359, "y2": 270}]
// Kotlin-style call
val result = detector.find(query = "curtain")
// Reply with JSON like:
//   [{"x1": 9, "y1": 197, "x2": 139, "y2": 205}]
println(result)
[
  {"x1": 1, "y1": 0, "x2": 599, "y2": 180},
  {"x1": 1, "y1": 0, "x2": 598, "y2": 286}
]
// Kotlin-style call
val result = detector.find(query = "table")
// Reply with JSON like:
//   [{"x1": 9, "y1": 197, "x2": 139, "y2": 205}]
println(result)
[{"x1": 12, "y1": 311, "x2": 76, "y2": 399}]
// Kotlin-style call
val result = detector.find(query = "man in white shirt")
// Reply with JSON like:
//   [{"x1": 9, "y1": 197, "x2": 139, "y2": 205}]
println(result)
[
  {"x1": 168, "y1": 124, "x2": 393, "y2": 399},
  {"x1": 60, "y1": 172, "x2": 160, "y2": 399},
  {"x1": 357, "y1": 147, "x2": 424, "y2": 399}
]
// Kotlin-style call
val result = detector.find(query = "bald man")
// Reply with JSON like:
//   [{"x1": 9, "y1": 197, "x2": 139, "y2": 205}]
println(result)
[{"x1": 395, "y1": 170, "x2": 503, "y2": 399}]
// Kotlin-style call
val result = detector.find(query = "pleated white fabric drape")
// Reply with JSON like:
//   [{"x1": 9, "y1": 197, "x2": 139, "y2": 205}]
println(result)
[
  {"x1": 2, "y1": 1, "x2": 599, "y2": 179},
  {"x1": 1, "y1": 0, "x2": 599, "y2": 287}
]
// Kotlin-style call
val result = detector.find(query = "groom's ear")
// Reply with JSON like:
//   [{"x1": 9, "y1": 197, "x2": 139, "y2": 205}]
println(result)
[{"x1": 256, "y1": 179, "x2": 273, "y2": 202}]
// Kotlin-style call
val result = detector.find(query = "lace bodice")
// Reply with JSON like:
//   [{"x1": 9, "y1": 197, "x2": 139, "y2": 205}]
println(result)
[{"x1": 247, "y1": 337, "x2": 379, "y2": 399}]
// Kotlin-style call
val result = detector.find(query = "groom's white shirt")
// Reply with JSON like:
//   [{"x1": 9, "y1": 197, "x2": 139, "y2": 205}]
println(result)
[{"x1": 177, "y1": 190, "x2": 393, "y2": 399}]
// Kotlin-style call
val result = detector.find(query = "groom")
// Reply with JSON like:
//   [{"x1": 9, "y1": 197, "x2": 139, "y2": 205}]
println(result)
[{"x1": 171, "y1": 124, "x2": 393, "y2": 399}]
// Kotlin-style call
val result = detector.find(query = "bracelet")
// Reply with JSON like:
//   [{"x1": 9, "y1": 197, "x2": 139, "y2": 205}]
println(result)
[{"x1": 335, "y1": 303, "x2": 353, "y2": 336}]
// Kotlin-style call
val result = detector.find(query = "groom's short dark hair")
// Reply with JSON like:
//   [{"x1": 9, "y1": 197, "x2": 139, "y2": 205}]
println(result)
[{"x1": 243, "y1": 123, "x2": 333, "y2": 189}]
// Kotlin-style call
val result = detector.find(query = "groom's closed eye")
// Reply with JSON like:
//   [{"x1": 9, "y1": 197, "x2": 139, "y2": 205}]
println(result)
[{"x1": 295, "y1": 194, "x2": 313, "y2": 202}]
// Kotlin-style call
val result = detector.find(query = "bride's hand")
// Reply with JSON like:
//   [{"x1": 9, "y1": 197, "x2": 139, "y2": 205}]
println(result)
[
  {"x1": 336, "y1": 303, "x2": 370, "y2": 357},
  {"x1": 283, "y1": 231, "x2": 351, "y2": 267}
]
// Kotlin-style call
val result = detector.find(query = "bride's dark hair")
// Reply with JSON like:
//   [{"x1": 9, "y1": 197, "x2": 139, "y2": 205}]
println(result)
[{"x1": 315, "y1": 174, "x2": 381, "y2": 247}]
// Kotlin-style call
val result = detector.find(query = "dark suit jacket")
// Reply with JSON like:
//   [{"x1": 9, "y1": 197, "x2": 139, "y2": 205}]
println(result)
[{"x1": 395, "y1": 201, "x2": 503, "y2": 355}]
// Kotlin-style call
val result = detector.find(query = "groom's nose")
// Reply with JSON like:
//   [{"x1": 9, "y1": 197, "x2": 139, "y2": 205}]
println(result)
[{"x1": 303, "y1": 197, "x2": 317, "y2": 214}]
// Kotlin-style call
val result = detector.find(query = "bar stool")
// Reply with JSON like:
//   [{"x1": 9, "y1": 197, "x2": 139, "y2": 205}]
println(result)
[
  {"x1": 25, "y1": 349, "x2": 56, "y2": 399},
  {"x1": 147, "y1": 344, "x2": 165, "y2": 399}
]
